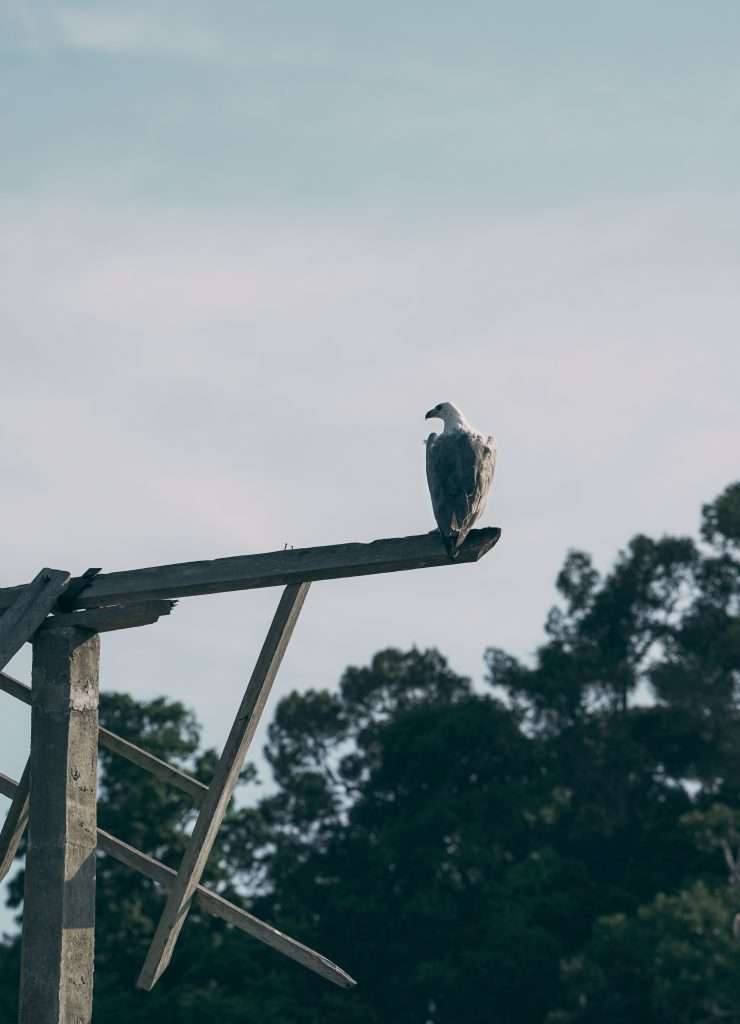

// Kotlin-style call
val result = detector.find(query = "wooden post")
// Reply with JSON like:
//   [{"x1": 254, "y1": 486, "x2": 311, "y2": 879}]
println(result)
[{"x1": 18, "y1": 627, "x2": 100, "y2": 1024}]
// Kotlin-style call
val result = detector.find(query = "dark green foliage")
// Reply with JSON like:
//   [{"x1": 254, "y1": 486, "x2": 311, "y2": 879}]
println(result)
[
  {"x1": 702, "y1": 482, "x2": 740, "y2": 551},
  {"x1": 1, "y1": 483, "x2": 739, "y2": 1022},
  {"x1": 551, "y1": 883, "x2": 740, "y2": 1024}
]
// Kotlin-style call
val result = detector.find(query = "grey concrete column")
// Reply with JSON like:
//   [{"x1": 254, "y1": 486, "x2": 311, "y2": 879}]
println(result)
[{"x1": 19, "y1": 627, "x2": 100, "y2": 1024}]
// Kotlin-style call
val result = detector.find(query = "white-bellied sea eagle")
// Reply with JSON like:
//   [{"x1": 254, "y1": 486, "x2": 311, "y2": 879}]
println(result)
[{"x1": 425, "y1": 401, "x2": 496, "y2": 558}]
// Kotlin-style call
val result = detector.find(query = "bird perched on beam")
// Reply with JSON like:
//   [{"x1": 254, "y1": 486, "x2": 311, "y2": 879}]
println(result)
[{"x1": 424, "y1": 401, "x2": 496, "y2": 558}]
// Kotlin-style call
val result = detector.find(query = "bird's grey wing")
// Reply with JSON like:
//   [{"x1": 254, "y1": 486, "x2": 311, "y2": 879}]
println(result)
[
  {"x1": 426, "y1": 432, "x2": 492, "y2": 542},
  {"x1": 460, "y1": 434, "x2": 494, "y2": 538},
  {"x1": 426, "y1": 432, "x2": 461, "y2": 537},
  {"x1": 468, "y1": 436, "x2": 495, "y2": 526}
]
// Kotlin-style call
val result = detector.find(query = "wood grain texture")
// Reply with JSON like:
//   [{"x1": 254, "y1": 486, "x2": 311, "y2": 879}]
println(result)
[
  {"x1": 0, "y1": 758, "x2": 29, "y2": 881},
  {"x1": 0, "y1": 568, "x2": 70, "y2": 669},
  {"x1": 0, "y1": 670, "x2": 208, "y2": 805},
  {"x1": 0, "y1": 528, "x2": 501, "y2": 610},
  {"x1": 0, "y1": 771, "x2": 355, "y2": 989},
  {"x1": 137, "y1": 582, "x2": 311, "y2": 990}
]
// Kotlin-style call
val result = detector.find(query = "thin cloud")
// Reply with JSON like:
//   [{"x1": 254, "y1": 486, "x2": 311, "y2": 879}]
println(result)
[
  {"x1": 1, "y1": 3, "x2": 222, "y2": 59},
  {"x1": 54, "y1": 6, "x2": 221, "y2": 58}
]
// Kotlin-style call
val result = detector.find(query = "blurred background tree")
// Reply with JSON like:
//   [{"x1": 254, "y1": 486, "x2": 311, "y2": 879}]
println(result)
[{"x1": 1, "y1": 482, "x2": 739, "y2": 1022}]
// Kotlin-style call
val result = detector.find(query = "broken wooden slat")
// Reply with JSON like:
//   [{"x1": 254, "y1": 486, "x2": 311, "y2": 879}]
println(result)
[
  {"x1": 137, "y1": 582, "x2": 311, "y2": 991},
  {"x1": 40, "y1": 600, "x2": 177, "y2": 634},
  {"x1": 0, "y1": 528, "x2": 501, "y2": 610},
  {"x1": 0, "y1": 671, "x2": 208, "y2": 806},
  {"x1": 0, "y1": 770, "x2": 355, "y2": 990},
  {"x1": 0, "y1": 568, "x2": 70, "y2": 670},
  {"x1": 0, "y1": 758, "x2": 30, "y2": 881}
]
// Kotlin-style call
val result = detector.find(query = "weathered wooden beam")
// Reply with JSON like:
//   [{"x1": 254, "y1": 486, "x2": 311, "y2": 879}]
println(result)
[
  {"x1": 0, "y1": 772, "x2": 356, "y2": 989},
  {"x1": 0, "y1": 528, "x2": 501, "y2": 611},
  {"x1": 0, "y1": 670, "x2": 209, "y2": 806},
  {"x1": 97, "y1": 727, "x2": 208, "y2": 805},
  {"x1": 98, "y1": 830, "x2": 355, "y2": 989},
  {"x1": 138, "y1": 582, "x2": 311, "y2": 991},
  {"x1": 0, "y1": 568, "x2": 70, "y2": 669},
  {"x1": 40, "y1": 600, "x2": 177, "y2": 634},
  {"x1": 0, "y1": 758, "x2": 29, "y2": 881},
  {"x1": 0, "y1": 770, "x2": 354, "y2": 990},
  {"x1": 0, "y1": 670, "x2": 29, "y2": 706},
  {"x1": 19, "y1": 626, "x2": 100, "y2": 1024},
  {"x1": 0, "y1": 772, "x2": 18, "y2": 797}
]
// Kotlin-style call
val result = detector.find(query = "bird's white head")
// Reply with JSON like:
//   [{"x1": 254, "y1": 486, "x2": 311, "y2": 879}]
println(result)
[{"x1": 424, "y1": 401, "x2": 471, "y2": 433}]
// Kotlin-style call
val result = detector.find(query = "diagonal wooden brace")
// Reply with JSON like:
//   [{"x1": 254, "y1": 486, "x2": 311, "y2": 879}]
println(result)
[
  {"x1": 137, "y1": 581, "x2": 311, "y2": 991},
  {"x1": 0, "y1": 768, "x2": 354, "y2": 989},
  {"x1": 0, "y1": 568, "x2": 70, "y2": 671},
  {"x1": 0, "y1": 670, "x2": 209, "y2": 806},
  {"x1": 0, "y1": 757, "x2": 30, "y2": 881}
]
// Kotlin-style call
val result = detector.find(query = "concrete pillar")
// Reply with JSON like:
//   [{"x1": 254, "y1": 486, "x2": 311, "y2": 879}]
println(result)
[{"x1": 19, "y1": 627, "x2": 100, "y2": 1024}]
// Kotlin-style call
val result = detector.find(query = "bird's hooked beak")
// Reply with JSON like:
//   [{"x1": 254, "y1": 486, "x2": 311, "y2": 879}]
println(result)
[{"x1": 424, "y1": 408, "x2": 435, "y2": 420}]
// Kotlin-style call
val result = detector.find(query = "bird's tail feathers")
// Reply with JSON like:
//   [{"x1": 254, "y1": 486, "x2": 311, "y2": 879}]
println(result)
[{"x1": 441, "y1": 530, "x2": 462, "y2": 559}]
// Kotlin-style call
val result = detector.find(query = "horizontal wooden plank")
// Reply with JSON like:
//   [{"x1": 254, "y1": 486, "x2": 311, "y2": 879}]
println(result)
[
  {"x1": 0, "y1": 771, "x2": 355, "y2": 989},
  {"x1": 0, "y1": 528, "x2": 501, "y2": 611},
  {"x1": 40, "y1": 600, "x2": 177, "y2": 634},
  {"x1": 0, "y1": 568, "x2": 70, "y2": 669},
  {"x1": 0, "y1": 671, "x2": 208, "y2": 805}
]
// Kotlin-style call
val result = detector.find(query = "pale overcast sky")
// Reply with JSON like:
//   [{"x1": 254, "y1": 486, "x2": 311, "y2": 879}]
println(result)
[{"x1": 1, "y1": 2, "x2": 740, "y2": 933}]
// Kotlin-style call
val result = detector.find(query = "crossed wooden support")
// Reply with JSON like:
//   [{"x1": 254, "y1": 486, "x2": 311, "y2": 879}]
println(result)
[{"x1": 0, "y1": 529, "x2": 500, "y2": 1023}]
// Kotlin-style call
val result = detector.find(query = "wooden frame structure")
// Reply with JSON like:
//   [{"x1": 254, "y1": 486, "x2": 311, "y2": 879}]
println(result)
[{"x1": 0, "y1": 528, "x2": 500, "y2": 1023}]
